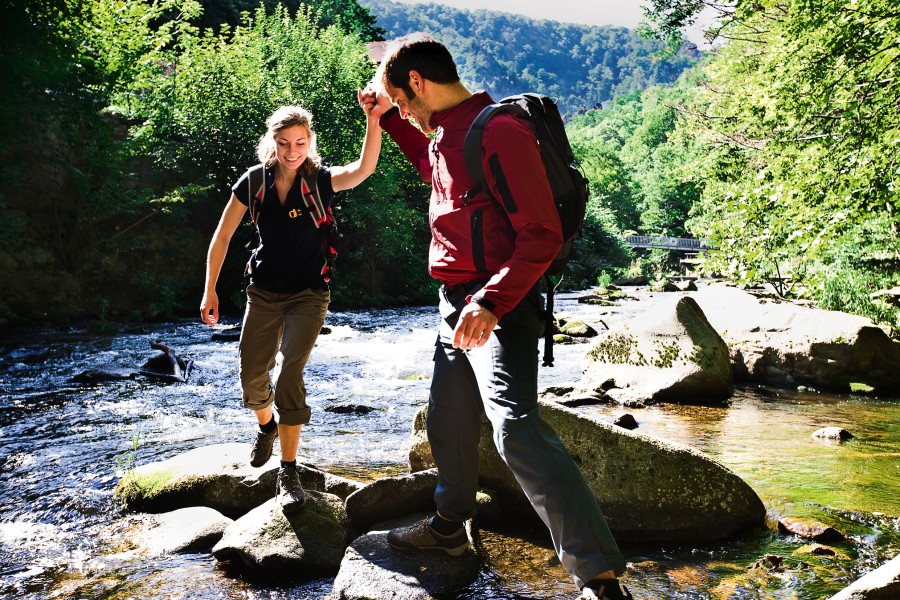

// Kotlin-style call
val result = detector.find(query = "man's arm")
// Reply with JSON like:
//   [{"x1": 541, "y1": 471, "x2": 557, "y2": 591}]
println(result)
[{"x1": 470, "y1": 114, "x2": 564, "y2": 319}]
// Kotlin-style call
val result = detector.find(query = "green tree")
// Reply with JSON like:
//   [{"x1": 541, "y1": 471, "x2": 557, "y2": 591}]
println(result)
[
  {"x1": 0, "y1": 0, "x2": 203, "y2": 323},
  {"x1": 642, "y1": 0, "x2": 900, "y2": 324},
  {"x1": 121, "y1": 5, "x2": 428, "y2": 314},
  {"x1": 195, "y1": 0, "x2": 385, "y2": 39},
  {"x1": 363, "y1": 0, "x2": 699, "y2": 118},
  {"x1": 568, "y1": 74, "x2": 707, "y2": 276}
]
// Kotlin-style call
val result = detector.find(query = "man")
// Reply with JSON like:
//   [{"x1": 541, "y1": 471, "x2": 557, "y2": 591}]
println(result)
[{"x1": 366, "y1": 33, "x2": 631, "y2": 600}]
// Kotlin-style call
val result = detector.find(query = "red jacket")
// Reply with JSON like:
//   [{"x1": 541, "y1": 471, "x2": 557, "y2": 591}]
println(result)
[{"x1": 381, "y1": 91, "x2": 563, "y2": 318}]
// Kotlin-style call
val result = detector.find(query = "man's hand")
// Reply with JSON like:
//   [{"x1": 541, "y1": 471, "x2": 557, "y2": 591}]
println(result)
[{"x1": 452, "y1": 302, "x2": 498, "y2": 349}]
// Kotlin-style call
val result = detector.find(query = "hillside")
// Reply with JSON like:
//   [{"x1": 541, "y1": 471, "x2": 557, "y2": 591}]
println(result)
[{"x1": 361, "y1": 0, "x2": 699, "y2": 117}]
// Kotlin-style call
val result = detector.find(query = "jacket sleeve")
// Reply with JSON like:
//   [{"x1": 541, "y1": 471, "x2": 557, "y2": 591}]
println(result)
[
  {"x1": 380, "y1": 109, "x2": 433, "y2": 183},
  {"x1": 473, "y1": 114, "x2": 563, "y2": 318}
]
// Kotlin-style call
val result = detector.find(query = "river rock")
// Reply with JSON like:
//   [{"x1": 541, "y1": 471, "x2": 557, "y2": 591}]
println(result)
[
  {"x1": 612, "y1": 275, "x2": 648, "y2": 286},
  {"x1": 139, "y1": 340, "x2": 193, "y2": 383},
  {"x1": 212, "y1": 492, "x2": 352, "y2": 575},
  {"x1": 576, "y1": 295, "x2": 733, "y2": 405},
  {"x1": 690, "y1": 285, "x2": 900, "y2": 395},
  {"x1": 325, "y1": 402, "x2": 377, "y2": 415},
  {"x1": 70, "y1": 367, "x2": 137, "y2": 383},
  {"x1": 114, "y1": 443, "x2": 364, "y2": 516},
  {"x1": 777, "y1": 517, "x2": 846, "y2": 543},
  {"x1": 409, "y1": 400, "x2": 765, "y2": 542},
  {"x1": 331, "y1": 515, "x2": 480, "y2": 600},
  {"x1": 650, "y1": 278, "x2": 680, "y2": 292},
  {"x1": 345, "y1": 469, "x2": 438, "y2": 529},
  {"x1": 612, "y1": 413, "x2": 638, "y2": 430},
  {"x1": 70, "y1": 340, "x2": 194, "y2": 384},
  {"x1": 828, "y1": 554, "x2": 900, "y2": 600},
  {"x1": 211, "y1": 326, "x2": 241, "y2": 341},
  {"x1": 558, "y1": 318, "x2": 598, "y2": 338},
  {"x1": 123, "y1": 507, "x2": 233, "y2": 555},
  {"x1": 813, "y1": 427, "x2": 855, "y2": 441}
]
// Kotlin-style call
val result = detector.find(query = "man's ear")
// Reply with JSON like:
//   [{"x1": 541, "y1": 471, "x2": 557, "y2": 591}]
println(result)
[{"x1": 408, "y1": 70, "x2": 425, "y2": 94}]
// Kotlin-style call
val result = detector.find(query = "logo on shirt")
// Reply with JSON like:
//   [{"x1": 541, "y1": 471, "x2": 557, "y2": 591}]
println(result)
[{"x1": 288, "y1": 208, "x2": 301, "y2": 219}]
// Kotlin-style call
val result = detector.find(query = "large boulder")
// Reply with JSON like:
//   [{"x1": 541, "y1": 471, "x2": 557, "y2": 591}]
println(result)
[
  {"x1": 115, "y1": 443, "x2": 364, "y2": 516},
  {"x1": 409, "y1": 400, "x2": 765, "y2": 542},
  {"x1": 577, "y1": 296, "x2": 733, "y2": 405},
  {"x1": 344, "y1": 469, "x2": 438, "y2": 529},
  {"x1": 113, "y1": 507, "x2": 233, "y2": 556},
  {"x1": 212, "y1": 492, "x2": 352, "y2": 575},
  {"x1": 690, "y1": 285, "x2": 900, "y2": 395},
  {"x1": 331, "y1": 515, "x2": 480, "y2": 600},
  {"x1": 828, "y1": 554, "x2": 900, "y2": 600}
]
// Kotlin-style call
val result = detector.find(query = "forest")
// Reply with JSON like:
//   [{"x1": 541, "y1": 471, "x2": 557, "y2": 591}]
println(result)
[{"x1": 1, "y1": 0, "x2": 897, "y2": 331}]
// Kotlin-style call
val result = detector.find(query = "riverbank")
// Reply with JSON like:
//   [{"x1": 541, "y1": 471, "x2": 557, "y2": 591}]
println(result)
[{"x1": 0, "y1": 284, "x2": 898, "y2": 598}]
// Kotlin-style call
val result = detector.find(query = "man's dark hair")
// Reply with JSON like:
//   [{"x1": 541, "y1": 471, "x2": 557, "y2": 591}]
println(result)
[{"x1": 381, "y1": 33, "x2": 460, "y2": 99}]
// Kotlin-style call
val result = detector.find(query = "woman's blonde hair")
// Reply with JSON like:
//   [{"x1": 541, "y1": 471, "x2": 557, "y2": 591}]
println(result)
[{"x1": 256, "y1": 105, "x2": 321, "y2": 175}]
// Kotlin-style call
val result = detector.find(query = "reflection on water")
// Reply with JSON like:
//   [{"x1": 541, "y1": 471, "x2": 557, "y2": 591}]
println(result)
[
  {"x1": 576, "y1": 388, "x2": 900, "y2": 518},
  {"x1": 0, "y1": 291, "x2": 897, "y2": 599}
]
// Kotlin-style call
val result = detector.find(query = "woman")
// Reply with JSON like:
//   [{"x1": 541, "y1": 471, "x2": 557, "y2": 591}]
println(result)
[{"x1": 200, "y1": 95, "x2": 382, "y2": 513}]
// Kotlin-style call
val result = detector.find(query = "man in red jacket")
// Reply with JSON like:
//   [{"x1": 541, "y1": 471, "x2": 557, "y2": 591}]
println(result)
[{"x1": 367, "y1": 33, "x2": 631, "y2": 600}]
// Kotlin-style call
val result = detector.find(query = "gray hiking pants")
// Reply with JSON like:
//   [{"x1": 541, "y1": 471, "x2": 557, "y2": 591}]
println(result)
[
  {"x1": 429, "y1": 282, "x2": 626, "y2": 587},
  {"x1": 239, "y1": 284, "x2": 329, "y2": 426}
]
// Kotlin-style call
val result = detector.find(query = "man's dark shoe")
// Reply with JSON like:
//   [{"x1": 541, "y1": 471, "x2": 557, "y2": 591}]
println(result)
[
  {"x1": 276, "y1": 465, "x2": 305, "y2": 513},
  {"x1": 249, "y1": 427, "x2": 277, "y2": 468},
  {"x1": 387, "y1": 517, "x2": 469, "y2": 556},
  {"x1": 578, "y1": 579, "x2": 633, "y2": 600}
]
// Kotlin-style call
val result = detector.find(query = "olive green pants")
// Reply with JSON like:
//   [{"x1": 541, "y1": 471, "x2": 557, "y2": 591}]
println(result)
[{"x1": 238, "y1": 284, "x2": 330, "y2": 426}]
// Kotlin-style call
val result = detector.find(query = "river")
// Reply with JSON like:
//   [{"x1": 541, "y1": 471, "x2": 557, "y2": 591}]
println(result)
[{"x1": 1, "y1": 288, "x2": 897, "y2": 599}]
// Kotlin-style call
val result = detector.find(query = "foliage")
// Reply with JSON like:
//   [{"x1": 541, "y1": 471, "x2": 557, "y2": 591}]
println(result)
[
  {"x1": 639, "y1": 0, "x2": 900, "y2": 324},
  {"x1": 0, "y1": 0, "x2": 425, "y2": 326},
  {"x1": 115, "y1": 426, "x2": 143, "y2": 477},
  {"x1": 119, "y1": 4, "x2": 430, "y2": 315},
  {"x1": 567, "y1": 70, "x2": 708, "y2": 276},
  {"x1": 194, "y1": 0, "x2": 385, "y2": 39},
  {"x1": 0, "y1": 0, "x2": 192, "y2": 323},
  {"x1": 362, "y1": 0, "x2": 699, "y2": 118}
]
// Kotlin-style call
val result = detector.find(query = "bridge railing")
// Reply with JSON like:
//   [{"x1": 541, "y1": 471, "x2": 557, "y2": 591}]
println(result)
[{"x1": 624, "y1": 235, "x2": 714, "y2": 251}]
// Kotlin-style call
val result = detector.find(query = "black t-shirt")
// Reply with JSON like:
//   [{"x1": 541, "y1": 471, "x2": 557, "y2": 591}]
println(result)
[{"x1": 232, "y1": 165, "x2": 335, "y2": 294}]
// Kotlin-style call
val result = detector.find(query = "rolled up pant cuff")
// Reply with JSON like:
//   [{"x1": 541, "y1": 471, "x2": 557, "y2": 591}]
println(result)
[
  {"x1": 243, "y1": 392, "x2": 274, "y2": 413},
  {"x1": 275, "y1": 406, "x2": 311, "y2": 426}
]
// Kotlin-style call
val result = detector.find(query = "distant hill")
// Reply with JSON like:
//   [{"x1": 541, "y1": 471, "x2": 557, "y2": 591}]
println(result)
[{"x1": 361, "y1": 0, "x2": 699, "y2": 117}]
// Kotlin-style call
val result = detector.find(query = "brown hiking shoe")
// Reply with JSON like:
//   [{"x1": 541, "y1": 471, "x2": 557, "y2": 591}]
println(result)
[
  {"x1": 275, "y1": 465, "x2": 305, "y2": 513},
  {"x1": 387, "y1": 517, "x2": 469, "y2": 556},
  {"x1": 249, "y1": 427, "x2": 277, "y2": 468}
]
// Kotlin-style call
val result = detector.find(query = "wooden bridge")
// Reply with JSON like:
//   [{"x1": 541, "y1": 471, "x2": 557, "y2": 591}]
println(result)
[{"x1": 624, "y1": 235, "x2": 715, "y2": 252}]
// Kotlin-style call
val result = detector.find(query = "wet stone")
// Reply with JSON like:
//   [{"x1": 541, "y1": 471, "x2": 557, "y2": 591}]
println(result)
[
  {"x1": 331, "y1": 517, "x2": 480, "y2": 600},
  {"x1": 777, "y1": 518, "x2": 846, "y2": 543}
]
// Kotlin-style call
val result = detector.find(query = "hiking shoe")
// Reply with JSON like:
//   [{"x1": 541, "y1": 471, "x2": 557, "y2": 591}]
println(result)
[
  {"x1": 249, "y1": 427, "x2": 277, "y2": 468},
  {"x1": 275, "y1": 465, "x2": 305, "y2": 513},
  {"x1": 578, "y1": 579, "x2": 633, "y2": 600},
  {"x1": 387, "y1": 517, "x2": 469, "y2": 556}
]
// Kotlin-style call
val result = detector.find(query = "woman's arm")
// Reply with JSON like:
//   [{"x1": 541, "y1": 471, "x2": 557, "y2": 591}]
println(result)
[
  {"x1": 330, "y1": 89, "x2": 384, "y2": 192},
  {"x1": 200, "y1": 195, "x2": 247, "y2": 326}
]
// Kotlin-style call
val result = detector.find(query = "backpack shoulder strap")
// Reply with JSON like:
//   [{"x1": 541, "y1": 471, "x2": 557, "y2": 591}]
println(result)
[
  {"x1": 247, "y1": 163, "x2": 266, "y2": 225},
  {"x1": 462, "y1": 102, "x2": 526, "y2": 203},
  {"x1": 299, "y1": 168, "x2": 329, "y2": 227}
]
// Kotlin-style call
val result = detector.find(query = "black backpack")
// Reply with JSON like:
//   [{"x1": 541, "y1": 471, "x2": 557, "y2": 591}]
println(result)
[
  {"x1": 246, "y1": 164, "x2": 339, "y2": 282},
  {"x1": 463, "y1": 93, "x2": 588, "y2": 366}
]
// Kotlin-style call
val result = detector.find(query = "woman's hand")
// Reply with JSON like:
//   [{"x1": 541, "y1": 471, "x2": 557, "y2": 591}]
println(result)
[
  {"x1": 200, "y1": 291, "x2": 219, "y2": 326},
  {"x1": 358, "y1": 88, "x2": 384, "y2": 125}
]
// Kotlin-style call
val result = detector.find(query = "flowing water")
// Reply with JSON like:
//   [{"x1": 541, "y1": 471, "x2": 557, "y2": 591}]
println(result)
[{"x1": 0, "y1": 289, "x2": 897, "y2": 599}]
